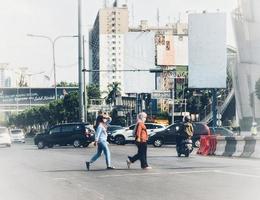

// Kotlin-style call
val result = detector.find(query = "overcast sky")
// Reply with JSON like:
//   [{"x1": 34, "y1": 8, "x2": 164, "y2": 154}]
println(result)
[{"x1": 0, "y1": 0, "x2": 237, "y2": 87}]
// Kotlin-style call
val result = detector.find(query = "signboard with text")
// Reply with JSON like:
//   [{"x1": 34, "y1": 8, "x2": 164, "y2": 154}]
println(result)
[{"x1": 0, "y1": 87, "x2": 78, "y2": 105}]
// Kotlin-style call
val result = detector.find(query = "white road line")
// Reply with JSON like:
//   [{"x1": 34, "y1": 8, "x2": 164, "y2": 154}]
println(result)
[
  {"x1": 98, "y1": 170, "x2": 216, "y2": 178},
  {"x1": 214, "y1": 170, "x2": 260, "y2": 179},
  {"x1": 53, "y1": 178, "x2": 68, "y2": 181}
]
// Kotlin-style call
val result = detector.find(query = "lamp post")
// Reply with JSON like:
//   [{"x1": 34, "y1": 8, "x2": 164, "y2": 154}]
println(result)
[
  {"x1": 78, "y1": 0, "x2": 85, "y2": 122},
  {"x1": 25, "y1": 71, "x2": 45, "y2": 108},
  {"x1": 27, "y1": 34, "x2": 78, "y2": 100}
]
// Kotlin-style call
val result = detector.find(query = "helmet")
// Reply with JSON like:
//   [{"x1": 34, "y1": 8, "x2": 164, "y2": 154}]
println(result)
[{"x1": 183, "y1": 115, "x2": 191, "y2": 123}]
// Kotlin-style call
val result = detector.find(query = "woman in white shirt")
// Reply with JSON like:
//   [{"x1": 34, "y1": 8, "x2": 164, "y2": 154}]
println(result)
[{"x1": 86, "y1": 114, "x2": 115, "y2": 170}]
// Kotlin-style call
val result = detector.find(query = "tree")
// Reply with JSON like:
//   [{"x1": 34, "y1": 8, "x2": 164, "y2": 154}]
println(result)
[
  {"x1": 256, "y1": 78, "x2": 260, "y2": 100},
  {"x1": 18, "y1": 74, "x2": 28, "y2": 87},
  {"x1": 63, "y1": 91, "x2": 80, "y2": 122},
  {"x1": 105, "y1": 82, "x2": 121, "y2": 105},
  {"x1": 87, "y1": 84, "x2": 101, "y2": 99}
]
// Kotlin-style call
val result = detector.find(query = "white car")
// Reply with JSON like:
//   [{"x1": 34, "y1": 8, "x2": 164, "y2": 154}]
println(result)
[
  {"x1": 110, "y1": 123, "x2": 165, "y2": 145},
  {"x1": 10, "y1": 129, "x2": 25, "y2": 143},
  {"x1": 0, "y1": 127, "x2": 11, "y2": 147}
]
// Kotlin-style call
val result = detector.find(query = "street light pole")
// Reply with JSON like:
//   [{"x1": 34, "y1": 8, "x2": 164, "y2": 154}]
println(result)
[
  {"x1": 27, "y1": 34, "x2": 78, "y2": 100},
  {"x1": 82, "y1": 35, "x2": 87, "y2": 122},
  {"x1": 78, "y1": 0, "x2": 85, "y2": 122}
]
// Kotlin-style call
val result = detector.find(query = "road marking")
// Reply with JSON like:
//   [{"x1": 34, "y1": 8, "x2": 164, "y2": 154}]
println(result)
[
  {"x1": 53, "y1": 178, "x2": 68, "y2": 181},
  {"x1": 98, "y1": 170, "x2": 216, "y2": 178},
  {"x1": 214, "y1": 170, "x2": 260, "y2": 179}
]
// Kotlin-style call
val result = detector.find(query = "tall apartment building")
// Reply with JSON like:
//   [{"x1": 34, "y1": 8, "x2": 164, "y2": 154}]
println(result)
[{"x1": 89, "y1": 1, "x2": 128, "y2": 95}]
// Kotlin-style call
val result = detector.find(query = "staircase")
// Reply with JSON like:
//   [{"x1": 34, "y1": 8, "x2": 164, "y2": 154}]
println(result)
[{"x1": 201, "y1": 88, "x2": 235, "y2": 123}]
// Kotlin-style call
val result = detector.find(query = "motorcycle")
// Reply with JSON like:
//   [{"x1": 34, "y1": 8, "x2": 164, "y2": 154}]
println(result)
[{"x1": 176, "y1": 137, "x2": 193, "y2": 157}]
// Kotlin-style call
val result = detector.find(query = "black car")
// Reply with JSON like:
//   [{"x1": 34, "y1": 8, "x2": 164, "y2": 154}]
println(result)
[
  {"x1": 148, "y1": 122, "x2": 210, "y2": 147},
  {"x1": 34, "y1": 123, "x2": 95, "y2": 149}
]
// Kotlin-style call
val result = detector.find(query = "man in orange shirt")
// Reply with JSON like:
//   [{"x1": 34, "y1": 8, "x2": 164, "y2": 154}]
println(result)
[{"x1": 126, "y1": 112, "x2": 152, "y2": 170}]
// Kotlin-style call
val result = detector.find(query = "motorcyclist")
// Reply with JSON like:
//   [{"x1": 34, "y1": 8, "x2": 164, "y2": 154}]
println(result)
[{"x1": 176, "y1": 115, "x2": 194, "y2": 148}]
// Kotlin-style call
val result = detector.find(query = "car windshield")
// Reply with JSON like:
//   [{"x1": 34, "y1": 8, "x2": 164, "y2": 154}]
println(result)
[{"x1": 11, "y1": 130, "x2": 23, "y2": 134}]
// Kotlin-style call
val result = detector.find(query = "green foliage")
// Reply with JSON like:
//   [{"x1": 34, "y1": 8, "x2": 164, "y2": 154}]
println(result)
[
  {"x1": 8, "y1": 91, "x2": 80, "y2": 128},
  {"x1": 87, "y1": 84, "x2": 101, "y2": 99},
  {"x1": 105, "y1": 82, "x2": 121, "y2": 105},
  {"x1": 256, "y1": 78, "x2": 260, "y2": 100}
]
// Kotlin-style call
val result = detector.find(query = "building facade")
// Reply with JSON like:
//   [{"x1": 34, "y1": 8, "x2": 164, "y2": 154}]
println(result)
[{"x1": 89, "y1": 2, "x2": 129, "y2": 95}]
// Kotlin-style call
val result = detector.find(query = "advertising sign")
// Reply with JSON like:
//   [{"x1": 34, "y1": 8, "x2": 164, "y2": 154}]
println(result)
[{"x1": 188, "y1": 13, "x2": 227, "y2": 88}]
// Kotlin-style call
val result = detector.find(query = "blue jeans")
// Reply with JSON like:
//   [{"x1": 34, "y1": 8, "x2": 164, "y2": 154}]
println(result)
[{"x1": 90, "y1": 141, "x2": 111, "y2": 167}]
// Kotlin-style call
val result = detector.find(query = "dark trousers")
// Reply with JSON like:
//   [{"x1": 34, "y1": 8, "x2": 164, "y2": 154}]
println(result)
[{"x1": 129, "y1": 142, "x2": 148, "y2": 168}]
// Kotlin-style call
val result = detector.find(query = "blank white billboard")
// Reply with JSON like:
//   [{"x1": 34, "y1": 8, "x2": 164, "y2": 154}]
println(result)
[
  {"x1": 124, "y1": 32, "x2": 156, "y2": 93},
  {"x1": 188, "y1": 13, "x2": 227, "y2": 88}
]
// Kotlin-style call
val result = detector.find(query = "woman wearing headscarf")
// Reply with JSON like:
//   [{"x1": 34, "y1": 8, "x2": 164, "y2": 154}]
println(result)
[{"x1": 126, "y1": 112, "x2": 152, "y2": 169}]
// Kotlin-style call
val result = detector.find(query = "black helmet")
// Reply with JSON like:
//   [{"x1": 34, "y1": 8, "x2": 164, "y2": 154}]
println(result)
[{"x1": 183, "y1": 115, "x2": 191, "y2": 123}]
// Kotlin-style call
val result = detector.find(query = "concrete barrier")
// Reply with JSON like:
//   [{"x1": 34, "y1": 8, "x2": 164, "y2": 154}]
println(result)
[
  {"x1": 251, "y1": 137, "x2": 260, "y2": 158},
  {"x1": 241, "y1": 136, "x2": 256, "y2": 157},
  {"x1": 210, "y1": 136, "x2": 260, "y2": 159},
  {"x1": 214, "y1": 136, "x2": 226, "y2": 156},
  {"x1": 232, "y1": 136, "x2": 245, "y2": 157},
  {"x1": 223, "y1": 137, "x2": 237, "y2": 157}
]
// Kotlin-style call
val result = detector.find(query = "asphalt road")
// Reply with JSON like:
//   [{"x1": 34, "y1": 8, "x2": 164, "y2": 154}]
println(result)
[{"x1": 0, "y1": 140, "x2": 260, "y2": 200}]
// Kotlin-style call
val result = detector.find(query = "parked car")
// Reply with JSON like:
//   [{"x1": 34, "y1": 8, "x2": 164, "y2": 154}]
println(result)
[
  {"x1": 34, "y1": 123, "x2": 95, "y2": 149},
  {"x1": 148, "y1": 122, "x2": 210, "y2": 147},
  {"x1": 110, "y1": 123, "x2": 165, "y2": 145},
  {"x1": 10, "y1": 129, "x2": 25, "y2": 143},
  {"x1": 107, "y1": 125, "x2": 124, "y2": 134},
  {"x1": 107, "y1": 125, "x2": 124, "y2": 143},
  {"x1": 209, "y1": 127, "x2": 235, "y2": 136},
  {"x1": 0, "y1": 127, "x2": 11, "y2": 147}
]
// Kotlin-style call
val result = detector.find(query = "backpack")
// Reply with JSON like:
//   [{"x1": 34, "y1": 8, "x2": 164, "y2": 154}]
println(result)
[{"x1": 185, "y1": 122, "x2": 193, "y2": 137}]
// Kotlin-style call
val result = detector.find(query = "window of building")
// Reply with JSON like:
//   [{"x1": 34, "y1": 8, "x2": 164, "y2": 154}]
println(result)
[{"x1": 179, "y1": 36, "x2": 183, "y2": 41}]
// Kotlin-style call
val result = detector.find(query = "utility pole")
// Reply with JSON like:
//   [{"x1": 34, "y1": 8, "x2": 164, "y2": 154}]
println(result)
[
  {"x1": 82, "y1": 35, "x2": 87, "y2": 122},
  {"x1": 78, "y1": 0, "x2": 84, "y2": 122}
]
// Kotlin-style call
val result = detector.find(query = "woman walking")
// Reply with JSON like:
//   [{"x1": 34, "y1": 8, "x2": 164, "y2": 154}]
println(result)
[
  {"x1": 126, "y1": 112, "x2": 152, "y2": 170},
  {"x1": 86, "y1": 114, "x2": 115, "y2": 170}
]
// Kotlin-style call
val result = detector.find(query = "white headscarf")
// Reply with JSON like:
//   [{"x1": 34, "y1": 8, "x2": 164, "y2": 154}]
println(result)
[{"x1": 132, "y1": 112, "x2": 147, "y2": 136}]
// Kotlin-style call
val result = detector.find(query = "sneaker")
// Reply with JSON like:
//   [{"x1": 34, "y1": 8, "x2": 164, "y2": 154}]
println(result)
[
  {"x1": 143, "y1": 166, "x2": 152, "y2": 170},
  {"x1": 107, "y1": 166, "x2": 115, "y2": 170},
  {"x1": 86, "y1": 162, "x2": 90, "y2": 171},
  {"x1": 126, "y1": 159, "x2": 131, "y2": 169}
]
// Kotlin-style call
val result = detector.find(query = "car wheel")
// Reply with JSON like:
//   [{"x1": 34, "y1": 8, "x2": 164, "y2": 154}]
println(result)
[
  {"x1": 114, "y1": 135, "x2": 125, "y2": 145},
  {"x1": 153, "y1": 138, "x2": 163, "y2": 147},
  {"x1": 83, "y1": 143, "x2": 89, "y2": 148},
  {"x1": 37, "y1": 141, "x2": 45, "y2": 149},
  {"x1": 73, "y1": 139, "x2": 81, "y2": 148},
  {"x1": 194, "y1": 140, "x2": 200, "y2": 148}
]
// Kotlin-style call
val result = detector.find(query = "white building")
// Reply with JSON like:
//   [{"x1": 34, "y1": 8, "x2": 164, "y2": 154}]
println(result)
[{"x1": 89, "y1": 1, "x2": 128, "y2": 95}]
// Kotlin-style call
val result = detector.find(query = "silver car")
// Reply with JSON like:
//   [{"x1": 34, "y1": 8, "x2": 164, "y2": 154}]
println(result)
[
  {"x1": 0, "y1": 127, "x2": 11, "y2": 147},
  {"x1": 10, "y1": 129, "x2": 25, "y2": 143}
]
